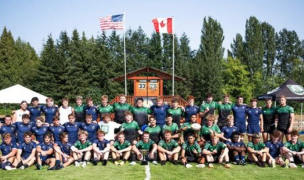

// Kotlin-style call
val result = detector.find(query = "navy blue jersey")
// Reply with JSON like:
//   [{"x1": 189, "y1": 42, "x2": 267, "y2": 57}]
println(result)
[
  {"x1": 15, "y1": 122, "x2": 35, "y2": 143},
  {"x1": 56, "y1": 141, "x2": 72, "y2": 155},
  {"x1": 42, "y1": 106, "x2": 58, "y2": 124},
  {"x1": 38, "y1": 142, "x2": 53, "y2": 161},
  {"x1": 232, "y1": 104, "x2": 248, "y2": 125},
  {"x1": 265, "y1": 140, "x2": 283, "y2": 158},
  {"x1": 93, "y1": 139, "x2": 109, "y2": 150},
  {"x1": 184, "y1": 105, "x2": 200, "y2": 122},
  {"x1": 221, "y1": 126, "x2": 238, "y2": 140},
  {"x1": 18, "y1": 141, "x2": 37, "y2": 159},
  {"x1": 246, "y1": 107, "x2": 262, "y2": 125},
  {"x1": 0, "y1": 142, "x2": 17, "y2": 156},
  {"x1": 31, "y1": 125, "x2": 49, "y2": 143},
  {"x1": 0, "y1": 124, "x2": 17, "y2": 143},
  {"x1": 84, "y1": 105, "x2": 99, "y2": 121},
  {"x1": 64, "y1": 122, "x2": 81, "y2": 144},
  {"x1": 80, "y1": 123, "x2": 99, "y2": 142},
  {"x1": 226, "y1": 141, "x2": 246, "y2": 148},
  {"x1": 27, "y1": 105, "x2": 44, "y2": 123},
  {"x1": 48, "y1": 125, "x2": 65, "y2": 143},
  {"x1": 150, "y1": 104, "x2": 170, "y2": 126}
]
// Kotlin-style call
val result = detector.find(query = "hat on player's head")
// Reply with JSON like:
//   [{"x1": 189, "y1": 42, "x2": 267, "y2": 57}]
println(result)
[{"x1": 252, "y1": 133, "x2": 261, "y2": 139}]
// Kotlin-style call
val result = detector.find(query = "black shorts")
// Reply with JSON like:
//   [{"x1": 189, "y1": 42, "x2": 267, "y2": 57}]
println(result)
[
  {"x1": 186, "y1": 156, "x2": 198, "y2": 162},
  {"x1": 263, "y1": 124, "x2": 275, "y2": 134},
  {"x1": 293, "y1": 155, "x2": 303, "y2": 164},
  {"x1": 277, "y1": 126, "x2": 290, "y2": 134}
]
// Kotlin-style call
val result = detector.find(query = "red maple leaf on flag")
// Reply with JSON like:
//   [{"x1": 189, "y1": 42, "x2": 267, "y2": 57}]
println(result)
[{"x1": 160, "y1": 20, "x2": 166, "y2": 27}]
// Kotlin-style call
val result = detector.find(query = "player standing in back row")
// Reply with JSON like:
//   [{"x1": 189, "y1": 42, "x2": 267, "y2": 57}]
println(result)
[
  {"x1": 232, "y1": 95, "x2": 248, "y2": 138},
  {"x1": 200, "y1": 93, "x2": 218, "y2": 126}
]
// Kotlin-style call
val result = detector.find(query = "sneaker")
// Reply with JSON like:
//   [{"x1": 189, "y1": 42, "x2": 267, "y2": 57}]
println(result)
[
  {"x1": 208, "y1": 163, "x2": 214, "y2": 168},
  {"x1": 152, "y1": 161, "x2": 158, "y2": 165},
  {"x1": 130, "y1": 161, "x2": 137, "y2": 165},
  {"x1": 225, "y1": 163, "x2": 231, "y2": 168},
  {"x1": 75, "y1": 161, "x2": 80, "y2": 167},
  {"x1": 185, "y1": 164, "x2": 192, "y2": 168},
  {"x1": 19, "y1": 165, "x2": 25, "y2": 170},
  {"x1": 102, "y1": 160, "x2": 107, "y2": 166},
  {"x1": 232, "y1": 161, "x2": 238, "y2": 165},
  {"x1": 271, "y1": 159, "x2": 276, "y2": 168},
  {"x1": 241, "y1": 160, "x2": 247, "y2": 166},
  {"x1": 5, "y1": 166, "x2": 16, "y2": 171},
  {"x1": 36, "y1": 163, "x2": 42, "y2": 170},
  {"x1": 196, "y1": 164, "x2": 205, "y2": 168},
  {"x1": 120, "y1": 161, "x2": 125, "y2": 166},
  {"x1": 290, "y1": 163, "x2": 297, "y2": 168},
  {"x1": 172, "y1": 160, "x2": 178, "y2": 165},
  {"x1": 56, "y1": 164, "x2": 64, "y2": 170},
  {"x1": 161, "y1": 161, "x2": 166, "y2": 165},
  {"x1": 16, "y1": 161, "x2": 23, "y2": 169},
  {"x1": 285, "y1": 159, "x2": 289, "y2": 168},
  {"x1": 82, "y1": 162, "x2": 86, "y2": 168},
  {"x1": 114, "y1": 161, "x2": 119, "y2": 165},
  {"x1": 92, "y1": 161, "x2": 98, "y2": 166},
  {"x1": 302, "y1": 163, "x2": 304, "y2": 168},
  {"x1": 47, "y1": 166, "x2": 56, "y2": 170}
]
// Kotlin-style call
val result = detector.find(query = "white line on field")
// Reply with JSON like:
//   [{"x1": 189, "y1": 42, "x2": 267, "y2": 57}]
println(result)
[{"x1": 145, "y1": 164, "x2": 151, "y2": 180}]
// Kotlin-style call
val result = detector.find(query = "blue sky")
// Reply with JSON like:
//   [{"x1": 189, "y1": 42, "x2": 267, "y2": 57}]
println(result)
[{"x1": 0, "y1": 0, "x2": 303, "y2": 56}]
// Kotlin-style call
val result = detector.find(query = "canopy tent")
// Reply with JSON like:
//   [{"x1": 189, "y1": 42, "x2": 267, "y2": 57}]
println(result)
[{"x1": 0, "y1": 84, "x2": 48, "y2": 104}]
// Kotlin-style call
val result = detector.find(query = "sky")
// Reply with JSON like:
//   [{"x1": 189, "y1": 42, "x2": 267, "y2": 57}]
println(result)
[{"x1": 0, "y1": 0, "x2": 303, "y2": 56}]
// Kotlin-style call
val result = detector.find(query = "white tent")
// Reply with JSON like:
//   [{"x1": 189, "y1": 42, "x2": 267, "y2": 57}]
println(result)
[{"x1": 0, "y1": 84, "x2": 47, "y2": 104}]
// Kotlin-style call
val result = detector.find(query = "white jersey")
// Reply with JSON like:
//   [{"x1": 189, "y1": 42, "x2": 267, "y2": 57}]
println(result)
[
  {"x1": 15, "y1": 109, "x2": 30, "y2": 122},
  {"x1": 58, "y1": 106, "x2": 72, "y2": 124},
  {"x1": 98, "y1": 121, "x2": 121, "y2": 141}
]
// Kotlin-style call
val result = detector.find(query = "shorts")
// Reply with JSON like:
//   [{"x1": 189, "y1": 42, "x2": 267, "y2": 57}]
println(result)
[
  {"x1": 235, "y1": 124, "x2": 246, "y2": 134},
  {"x1": 277, "y1": 123, "x2": 290, "y2": 134},
  {"x1": 185, "y1": 156, "x2": 198, "y2": 162},
  {"x1": 293, "y1": 155, "x2": 303, "y2": 164},
  {"x1": 247, "y1": 125, "x2": 260, "y2": 135},
  {"x1": 263, "y1": 124, "x2": 275, "y2": 134}
]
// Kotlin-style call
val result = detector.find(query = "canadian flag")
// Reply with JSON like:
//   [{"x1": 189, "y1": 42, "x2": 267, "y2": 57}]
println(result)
[{"x1": 152, "y1": 18, "x2": 173, "y2": 34}]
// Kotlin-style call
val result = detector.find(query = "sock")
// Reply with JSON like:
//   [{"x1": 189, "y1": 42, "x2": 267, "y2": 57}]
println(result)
[
  {"x1": 102, "y1": 160, "x2": 107, "y2": 166},
  {"x1": 234, "y1": 155, "x2": 240, "y2": 161},
  {"x1": 172, "y1": 160, "x2": 178, "y2": 165},
  {"x1": 241, "y1": 156, "x2": 245, "y2": 161},
  {"x1": 24, "y1": 164, "x2": 29, "y2": 169},
  {"x1": 131, "y1": 153, "x2": 136, "y2": 161}
]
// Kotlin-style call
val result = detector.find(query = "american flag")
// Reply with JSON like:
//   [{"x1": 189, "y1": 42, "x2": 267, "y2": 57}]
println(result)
[{"x1": 100, "y1": 14, "x2": 124, "y2": 30}]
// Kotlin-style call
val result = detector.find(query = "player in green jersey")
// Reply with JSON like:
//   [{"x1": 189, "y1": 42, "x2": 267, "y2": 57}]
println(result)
[
  {"x1": 181, "y1": 134, "x2": 205, "y2": 168},
  {"x1": 199, "y1": 93, "x2": 219, "y2": 126},
  {"x1": 74, "y1": 96, "x2": 85, "y2": 122},
  {"x1": 158, "y1": 130, "x2": 180, "y2": 165},
  {"x1": 179, "y1": 114, "x2": 200, "y2": 143},
  {"x1": 120, "y1": 111, "x2": 143, "y2": 144},
  {"x1": 167, "y1": 97, "x2": 184, "y2": 127},
  {"x1": 71, "y1": 130, "x2": 92, "y2": 168},
  {"x1": 199, "y1": 114, "x2": 222, "y2": 146},
  {"x1": 131, "y1": 98, "x2": 151, "y2": 128},
  {"x1": 98, "y1": 95, "x2": 114, "y2": 121},
  {"x1": 217, "y1": 94, "x2": 233, "y2": 130},
  {"x1": 282, "y1": 130, "x2": 304, "y2": 168},
  {"x1": 112, "y1": 95, "x2": 133, "y2": 124},
  {"x1": 111, "y1": 132, "x2": 132, "y2": 166},
  {"x1": 247, "y1": 133, "x2": 268, "y2": 167},
  {"x1": 144, "y1": 116, "x2": 162, "y2": 144},
  {"x1": 162, "y1": 115, "x2": 180, "y2": 140},
  {"x1": 262, "y1": 98, "x2": 276, "y2": 142}
]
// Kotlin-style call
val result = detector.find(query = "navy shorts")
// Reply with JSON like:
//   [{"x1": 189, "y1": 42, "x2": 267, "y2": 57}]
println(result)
[
  {"x1": 235, "y1": 124, "x2": 246, "y2": 134},
  {"x1": 247, "y1": 125, "x2": 260, "y2": 135}
]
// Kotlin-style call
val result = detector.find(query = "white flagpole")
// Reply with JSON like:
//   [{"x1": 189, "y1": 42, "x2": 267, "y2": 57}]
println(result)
[
  {"x1": 172, "y1": 16, "x2": 175, "y2": 96},
  {"x1": 123, "y1": 11, "x2": 127, "y2": 96}
]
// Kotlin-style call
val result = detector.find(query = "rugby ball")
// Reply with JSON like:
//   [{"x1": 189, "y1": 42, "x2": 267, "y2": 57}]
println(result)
[{"x1": 191, "y1": 123, "x2": 201, "y2": 131}]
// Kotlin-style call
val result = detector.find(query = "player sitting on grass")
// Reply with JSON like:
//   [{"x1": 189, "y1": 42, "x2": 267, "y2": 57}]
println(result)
[
  {"x1": 71, "y1": 130, "x2": 92, "y2": 168},
  {"x1": 203, "y1": 132, "x2": 231, "y2": 168},
  {"x1": 0, "y1": 133, "x2": 17, "y2": 170},
  {"x1": 282, "y1": 130, "x2": 304, "y2": 168},
  {"x1": 265, "y1": 130, "x2": 285, "y2": 168},
  {"x1": 226, "y1": 132, "x2": 246, "y2": 165},
  {"x1": 111, "y1": 132, "x2": 132, "y2": 166},
  {"x1": 131, "y1": 132, "x2": 158, "y2": 165},
  {"x1": 54, "y1": 132, "x2": 74, "y2": 170},
  {"x1": 221, "y1": 115, "x2": 238, "y2": 142},
  {"x1": 36, "y1": 133, "x2": 56, "y2": 170},
  {"x1": 13, "y1": 131, "x2": 36, "y2": 169},
  {"x1": 247, "y1": 133, "x2": 268, "y2": 167},
  {"x1": 92, "y1": 130, "x2": 110, "y2": 166},
  {"x1": 181, "y1": 134, "x2": 205, "y2": 168},
  {"x1": 157, "y1": 130, "x2": 181, "y2": 165}
]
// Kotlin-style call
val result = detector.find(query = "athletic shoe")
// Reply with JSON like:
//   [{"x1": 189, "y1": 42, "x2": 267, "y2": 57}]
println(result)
[
  {"x1": 75, "y1": 161, "x2": 80, "y2": 167},
  {"x1": 114, "y1": 161, "x2": 119, "y2": 165},
  {"x1": 161, "y1": 161, "x2": 166, "y2": 165},
  {"x1": 172, "y1": 160, "x2": 178, "y2": 165},
  {"x1": 129, "y1": 161, "x2": 137, "y2": 165},
  {"x1": 290, "y1": 163, "x2": 297, "y2": 168},
  {"x1": 302, "y1": 163, "x2": 304, "y2": 168},
  {"x1": 271, "y1": 159, "x2": 276, "y2": 168},
  {"x1": 185, "y1": 164, "x2": 192, "y2": 168},
  {"x1": 208, "y1": 163, "x2": 214, "y2": 168},
  {"x1": 16, "y1": 161, "x2": 23, "y2": 169},
  {"x1": 240, "y1": 160, "x2": 247, "y2": 166},
  {"x1": 82, "y1": 162, "x2": 86, "y2": 168},
  {"x1": 196, "y1": 164, "x2": 205, "y2": 168},
  {"x1": 102, "y1": 160, "x2": 107, "y2": 166},
  {"x1": 47, "y1": 166, "x2": 56, "y2": 170},
  {"x1": 36, "y1": 163, "x2": 42, "y2": 170},
  {"x1": 225, "y1": 164, "x2": 231, "y2": 168},
  {"x1": 5, "y1": 166, "x2": 16, "y2": 171},
  {"x1": 19, "y1": 165, "x2": 25, "y2": 170},
  {"x1": 120, "y1": 161, "x2": 125, "y2": 166},
  {"x1": 232, "y1": 161, "x2": 238, "y2": 165},
  {"x1": 92, "y1": 161, "x2": 98, "y2": 166},
  {"x1": 56, "y1": 164, "x2": 64, "y2": 170},
  {"x1": 152, "y1": 161, "x2": 158, "y2": 165}
]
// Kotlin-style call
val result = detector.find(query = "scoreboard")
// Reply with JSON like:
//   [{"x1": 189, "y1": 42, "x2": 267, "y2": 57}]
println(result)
[{"x1": 134, "y1": 79, "x2": 160, "y2": 97}]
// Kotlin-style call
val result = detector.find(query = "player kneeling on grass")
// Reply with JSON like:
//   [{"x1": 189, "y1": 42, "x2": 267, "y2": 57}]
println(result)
[
  {"x1": 92, "y1": 130, "x2": 110, "y2": 166},
  {"x1": 111, "y1": 132, "x2": 132, "y2": 165},
  {"x1": 265, "y1": 130, "x2": 285, "y2": 167},
  {"x1": 12, "y1": 131, "x2": 36, "y2": 169},
  {"x1": 181, "y1": 134, "x2": 205, "y2": 168},
  {"x1": 36, "y1": 133, "x2": 56, "y2": 170},
  {"x1": 71, "y1": 130, "x2": 92, "y2": 167},
  {"x1": 157, "y1": 130, "x2": 181, "y2": 165},
  {"x1": 131, "y1": 132, "x2": 158, "y2": 165},
  {"x1": 0, "y1": 133, "x2": 17, "y2": 170},
  {"x1": 203, "y1": 132, "x2": 231, "y2": 168},
  {"x1": 54, "y1": 132, "x2": 74, "y2": 169},
  {"x1": 226, "y1": 132, "x2": 246, "y2": 165},
  {"x1": 247, "y1": 133, "x2": 268, "y2": 167},
  {"x1": 282, "y1": 130, "x2": 304, "y2": 168}
]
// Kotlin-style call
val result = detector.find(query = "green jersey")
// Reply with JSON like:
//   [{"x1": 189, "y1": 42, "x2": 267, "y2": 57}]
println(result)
[
  {"x1": 144, "y1": 125, "x2": 162, "y2": 143},
  {"x1": 200, "y1": 124, "x2": 221, "y2": 141},
  {"x1": 162, "y1": 123, "x2": 179, "y2": 135},
  {"x1": 181, "y1": 122, "x2": 195, "y2": 139},
  {"x1": 131, "y1": 106, "x2": 151, "y2": 127},
  {"x1": 136, "y1": 139, "x2": 155, "y2": 150},
  {"x1": 98, "y1": 104, "x2": 114, "y2": 120},
  {"x1": 204, "y1": 141, "x2": 226, "y2": 152},
  {"x1": 262, "y1": 106, "x2": 276, "y2": 126},
  {"x1": 247, "y1": 141, "x2": 266, "y2": 151},
  {"x1": 120, "y1": 121, "x2": 140, "y2": 142},
  {"x1": 284, "y1": 140, "x2": 304, "y2": 152},
  {"x1": 73, "y1": 140, "x2": 92, "y2": 150},
  {"x1": 113, "y1": 140, "x2": 131, "y2": 150},
  {"x1": 74, "y1": 104, "x2": 85, "y2": 122},
  {"x1": 276, "y1": 105, "x2": 294, "y2": 129},
  {"x1": 182, "y1": 141, "x2": 201, "y2": 156},
  {"x1": 200, "y1": 101, "x2": 219, "y2": 125},
  {"x1": 167, "y1": 107, "x2": 184, "y2": 127},
  {"x1": 158, "y1": 139, "x2": 179, "y2": 151},
  {"x1": 113, "y1": 102, "x2": 133, "y2": 124},
  {"x1": 217, "y1": 103, "x2": 232, "y2": 127}
]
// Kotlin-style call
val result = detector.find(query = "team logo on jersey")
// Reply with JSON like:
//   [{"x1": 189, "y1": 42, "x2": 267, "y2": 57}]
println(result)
[
  {"x1": 287, "y1": 85, "x2": 304, "y2": 95},
  {"x1": 43, "y1": 128, "x2": 47, "y2": 131},
  {"x1": 59, "y1": 128, "x2": 62, "y2": 132},
  {"x1": 255, "y1": 110, "x2": 258, "y2": 113},
  {"x1": 92, "y1": 126, "x2": 95, "y2": 129}
]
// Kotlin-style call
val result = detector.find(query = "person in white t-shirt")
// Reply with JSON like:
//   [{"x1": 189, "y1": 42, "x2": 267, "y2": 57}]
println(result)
[
  {"x1": 98, "y1": 113, "x2": 121, "y2": 144},
  {"x1": 58, "y1": 97, "x2": 74, "y2": 124},
  {"x1": 12, "y1": 101, "x2": 30, "y2": 123}
]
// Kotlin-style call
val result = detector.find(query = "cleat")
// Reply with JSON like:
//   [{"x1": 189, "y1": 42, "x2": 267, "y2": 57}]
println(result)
[
  {"x1": 47, "y1": 166, "x2": 56, "y2": 170},
  {"x1": 5, "y1": 166, "x2": 16, "y2": 171},
  {"x1": 152, "y1": 161, "x2": 158, "y2": 165},
  {"x1": 75, "y1": 161, "x2": 80, "y2": 167},
  {"x1": 290, "y1": 163, "x2": 297, "y2": 168},
  {"x1": 208, "y1": 163, "x2": 214, "y2": 168},
  {"x1": 114, "y1": 161, "x2": 119, "y2": 165},
  {"x1": 129, "y1": 161, "x2": 137, "y2": 165},
  {"x1": 196, "y1": 164, "x2": 205, "y2": 168},
  {"x1": 120, "y1": 161, "x2": 125, "y2": 166},
  {"x1": 161, "y1": 161, "x2": 166, "y2": 165},
  {"x1": 225, "y1": 164, "x2": 231, "y2": 168},
  {"x1": 92, "y1": 161, "x2": 98, "y2": 166},
  {"x1": 82, "y1": 162, "x2": 86, "y2": 168},
  {"x1": 185, "y1": 164, "x2": 192, "y2": 168},
  {"x1": 36, "y1": 163, "x2": 42, "y2": 170}
]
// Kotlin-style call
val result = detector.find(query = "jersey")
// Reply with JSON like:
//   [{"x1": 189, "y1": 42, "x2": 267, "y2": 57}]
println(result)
[
  {"x1": 200, "y1": 101, "x2": 218, "y2": 125},
  {"x1": 180, "y1": 122, "x2": 195, "y2": 139},
  {"x1": 15, "y1": 122, "x2": 35, "y2": 143},
  {"x1": 247, "y1": 141, "x2": 266, "y2": 151},
  {"x1": 0, "y1": 124, "x2": 17, "y2": 143},
  {"x1": 184, "y1": 105, "x2": 200, "y2": 122},
  {"x1": 246, "y1": 107, "x2": 262, "y2": 125},
  {"x1": 284, "y1": 140, "x2": 304, "y2": 152},
  {"x1": 80, "y1": 123, "x2": 99, "y2": 142},
  {"x1": 112, "y1": 102, "x2": 133, "y2": 124},
  {"x1": 84, "y1": 105, "x2": 99, "y2": 121},
  {"x1": 182, "y1": 141, "x2": 201, "y2": 157},
  {"x1": 204, "y1": 142, "x2": 227, "y2": 153},
  {"x1": 56, "y1": 141, "x2": 72, "y2": 155},
  {"x1": 38, "y1": 142, "x2": 53, "y2": 161},
  {"x1": 64, "y1": 122, "x2": 81, "y2": 144},
  {"x1": 120, "y1": 121, "x2": 140, "y2": 142},
  {"x1": 98, "y1": 104, "x2": 114, "y2": 120},
  {"x1": 42, "y1": 105, "x2": 58, "y2": 124},
  {"x1": 31, "y1": 125, "x2": 49, "y2": 143},
  {"x1": 158, "y1": 139, "x2": 179, "y2": 151},
  {"x1": 217, "y1": 103, "x2": 233, "y2": 128},
  {"x1": 14, "y1": 109, "x2": 30, "y2": 122},
  {"x1": 18, "y1": 141, "x2": 37, "y2": 159},
  {"x1": 131, "y1": 106, "x2": 151, "y2": 127},
  {"x1": 200, "y1": 124, "x2": 221, "y2": 142},
  {"x1": 144, "y1": 125, "x2": 162, "y2": 144},
  {"x1": 58, "y1": 106, "x2": 73, "y2": 124},
  {"x1": 150, "y1": 104, "x2": 170, "y2": 127},
  {"x1": 93, "y1": 139, "x2": 109, "y2": 151},
  {"x1": 162, "y1": 123, "x2": 179, "y2": 135},
  {"x1": 232, "y1": 104, "x2": 248, "y2": 125},
  {"x1": 276, "y1": 105, "x2": 294, "y2": 129},
  {"x1": 73, "y1": 140, "x2": 92, "y2": 150},
  {"x1": 113, "y1": 140, "x2": 131, "y2": 150},
  {"x1": 27, "y1": 105, "x2": 43, "y2": 123},
  {"x1": 167, "y1": 107, "x2": 184, "y2": 127},
  {"x1": 265, "y1": 140, "x2": 283, "y2": 158},
  {"x1": 136, "y1": 139, "x2": 155, "y2": 151},
  {"x1": 48, "y1": 125, "x2": 65, "y2": 143},
  {"x1": 221, "y1": 126, "x2": 238, "y2": 140},
  {"x1": 74, "y1": 104, "x2": 85, "y2": 122},
  {"x1": 262, "y1": 106, "x2": 276, "y2": 126},
  {"x1": 0, "y1": 142, "x2": 17, "y2": 156},
  {"x1": 98, "y1": 121, "x2": 121, "y2": 141}
]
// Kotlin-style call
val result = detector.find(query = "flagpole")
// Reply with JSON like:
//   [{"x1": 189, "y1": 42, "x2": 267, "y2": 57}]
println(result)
[
  {"x1": 172, "y1": 16, "x2": 175, "y2": 96},
  {"x1": 123, "y1": 11, "x2": 127, "y2": 96}
]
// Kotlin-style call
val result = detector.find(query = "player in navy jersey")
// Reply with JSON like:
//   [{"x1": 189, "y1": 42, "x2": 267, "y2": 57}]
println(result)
[
  {"x1": 226, "y1": 132, "x2": 246, "y2": 165},
  {"x1": 92, "y1": 130, "x2": 110, "y2": 166},
  {"x1": 80, "y1": 114, "x2": 99, "y2": 142},
  {"x1": 184, "y1": 95, "x2": 200, "y2": 123},
  {"x1": 0, "y1": 115, "x2": 17, "y2": 143},
  {"x1": 13, "y1": 132, "x2": 37, "y2": 169},
  {"x1": 54, "y1": 132, "x2": 74, "y2": 169},
  {"x1": 84, "y1": 97, "x2": 99, "y2": 121},
  {"x1": 232, "y1": 95, "x2": 248, "y2": 138},
  {"x1": 36, "y1": 133, "x2": 56, "y2": 170},
  {"x1": 14, "y1": 114, "x2": 35, "y2": 144},
  {"x1": 42, "y1": 97, "x2": 58, "y2": 124},
  {"x1": 246, "y1": 99, "x2": 263, "y2": 142},
  {"x1": 0, "y1": 133, "x2": 17, "y2": 170},
  {"x1": 265, "y1": 130, "x2": 285, "y2": 167},
  {"x1": 31, "y1": 116, "x2": 49, "y2": 144},
  {"x1": 221, "y1": 115, "x2": 239, "y2": 142},
  {"x1": 64, "y1": 114, "x2": 82, "y2": 144},
  {"x1": 150, "y1": 97, "x2": 170, "y2": 127},
  {"x1": 49, "y1": 116, "x2": 65, "y2": 143},
  {"x1": 27, "y1": 97, "x2": 43, "y2": 123}
]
